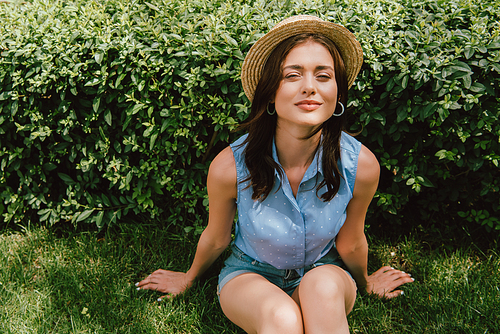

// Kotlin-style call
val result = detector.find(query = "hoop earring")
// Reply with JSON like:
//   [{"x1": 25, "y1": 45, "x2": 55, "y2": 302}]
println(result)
[
  {"x1": 267, "y1": 103, "x2": 276, "y2": 116},
  {"x1": 333, "y1": 101, "x2": 344, "y2": 117}
]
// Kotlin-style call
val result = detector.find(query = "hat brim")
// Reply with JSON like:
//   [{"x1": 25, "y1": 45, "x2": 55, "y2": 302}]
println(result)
[{"x1": 241, "y1": 16, "x2": 363, "y2": 101}]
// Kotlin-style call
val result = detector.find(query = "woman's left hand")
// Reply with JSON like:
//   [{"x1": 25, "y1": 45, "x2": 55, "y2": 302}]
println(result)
[
  {"x1": 365, "y1": 266, "x2": 414, "y2": 299},
  {"x1": 136, "y1": 269, "x2": 193, "y2": 301}
]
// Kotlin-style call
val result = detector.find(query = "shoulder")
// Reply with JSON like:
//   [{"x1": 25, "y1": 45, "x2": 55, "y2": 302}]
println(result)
[
  {"x1": 340, "y1": 132, "x2": 362, "y2": 154},
  {"x1": 207, "y1": 146, "x2": 237, "y2": 198},
  {"x1": 209, "y1": 146, "x2": 237, "y2": 182},
  {"x1": 354, "y1": 145, "x2": 380, "y2": 194}
]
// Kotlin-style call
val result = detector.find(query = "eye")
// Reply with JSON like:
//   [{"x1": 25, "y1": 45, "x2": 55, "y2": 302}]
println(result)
[
  {"x1": 284, "y1": 72, "x2": 300, "y2": 79},
  {"x1": 317, "y1": 73, "x2": 332, "y2": 80}
]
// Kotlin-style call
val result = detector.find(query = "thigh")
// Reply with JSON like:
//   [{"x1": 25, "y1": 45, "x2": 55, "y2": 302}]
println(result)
[
  {"x1": 291, "y1": 265, "x2": 357, "y2": 334},
  {"x1": 219, "y1": 272, "x2": 303, "y2": 334}
]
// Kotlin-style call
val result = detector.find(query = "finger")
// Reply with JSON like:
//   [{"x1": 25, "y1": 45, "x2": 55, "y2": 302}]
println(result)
[
  {"x1": 395, "y1": 275, "x2": 415, "y2": 287},
  {"x1": 157, "y1": 293, "x2": 176, "y2": 302},
  {"x1": 385, "y1": 274, "x2": 414, "y2": 289},
  {"x1": 391, "y1": 271, "x2": 415, "y2": 283},
  {"x1": 381, "y1": 265, "x2": 396, "y2": 272},
  {"x1": 383, "y1": 269, "x2": 413, "y2": 282},
  {"x1": 370, "y1": 268, "x2": 399, "y2": 282},
  {"x1": 136, "y1": 280, "x2": 147, "y2": 288},
  {"x1": 136, "y1": 279, "x2": 151, "y2": 288},
  {"x1": 372, "y1": 266, "x2": 393, "y2": 275},
  {"x1": 384, "y1": 289, "x2": 405, "y2": 299},
  {"x1": 372, "y1": 266, "x2": 402, "y2": 279},
  {"x1": 136, "y1": 271, "x2": 161, "y2": 287},
  {"x1": 136, "y1": 279, "x2": 159, "y2": 290},
  {"x1": 135, "y1": 275, "x2": 151, "y2": 287}
]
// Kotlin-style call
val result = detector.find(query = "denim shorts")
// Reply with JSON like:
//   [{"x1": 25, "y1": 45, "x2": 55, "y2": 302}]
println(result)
[{"x1": 218, "y1": 244, "x2": 352, "y2": 297}]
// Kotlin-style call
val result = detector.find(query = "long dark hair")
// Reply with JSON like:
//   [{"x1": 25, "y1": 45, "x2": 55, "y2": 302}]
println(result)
[{"x1": 238, "y1": 33, "x2": 349, "y2": 201}]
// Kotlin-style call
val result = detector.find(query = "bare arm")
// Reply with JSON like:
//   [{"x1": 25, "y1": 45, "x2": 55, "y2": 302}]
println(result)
[
  {"x1": 335, "y1": 145, "x2": 413, "y2": 298},
  {"x1": 335, "y1": 145, "x2": 378, "y2": 289},
  {"x1": 136, "y1": 146, "x2": 237, "y2": 300}
]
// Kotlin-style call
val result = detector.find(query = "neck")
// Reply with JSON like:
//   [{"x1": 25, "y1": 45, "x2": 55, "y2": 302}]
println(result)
[{"x1": 274, "y1": 126, "x2": 321, "y2": 170}]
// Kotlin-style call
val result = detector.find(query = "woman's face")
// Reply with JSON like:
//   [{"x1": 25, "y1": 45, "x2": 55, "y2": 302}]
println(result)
[{"x1": 273, "y1": 40, "x2": 338, "y2": 132}]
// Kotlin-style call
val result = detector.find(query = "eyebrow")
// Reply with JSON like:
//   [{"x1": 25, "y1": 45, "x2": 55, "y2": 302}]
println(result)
[{"x1": 283, "y1": 65, "x2": 334, "y2": 71}]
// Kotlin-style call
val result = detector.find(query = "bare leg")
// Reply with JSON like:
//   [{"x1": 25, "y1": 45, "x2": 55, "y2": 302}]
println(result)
[
  {"x1": 291, "y1": 265, "x2": 357, "y2": 334},
  {"x1": 219, "y1": 273, "x2": 303, "y2": 334}
]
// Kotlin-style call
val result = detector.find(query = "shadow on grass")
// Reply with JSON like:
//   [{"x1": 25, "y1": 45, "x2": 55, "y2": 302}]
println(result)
[
  {"x1": 0, "y1": 221, "x2": 242, "y2": 333},
  {"x1": 1, "y1": 217, "x2": 498, "y2": 333},
  {"x1": 353, "y1": 219, "x2": 500, "y2": 334}
]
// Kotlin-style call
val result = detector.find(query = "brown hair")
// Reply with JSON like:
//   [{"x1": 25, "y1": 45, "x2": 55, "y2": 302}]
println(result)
[{"x1": 238, "y1": 33, "x2": 349, "y2": 201}]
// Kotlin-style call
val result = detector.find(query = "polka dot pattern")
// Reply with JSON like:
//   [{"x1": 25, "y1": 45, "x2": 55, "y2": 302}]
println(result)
[{"x1": 230, "y1": 132, "x2": 361, "y2": 270}]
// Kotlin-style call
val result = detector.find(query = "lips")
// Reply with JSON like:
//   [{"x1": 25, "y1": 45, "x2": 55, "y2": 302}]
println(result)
[{"x1": 295, "y1": 100, "x2": 322, "y2": 111}]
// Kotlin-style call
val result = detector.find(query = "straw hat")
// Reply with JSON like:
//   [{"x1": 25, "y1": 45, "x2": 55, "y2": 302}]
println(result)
[{"x1": 241, "y1": 15, "x2": 363, "y2": 101}]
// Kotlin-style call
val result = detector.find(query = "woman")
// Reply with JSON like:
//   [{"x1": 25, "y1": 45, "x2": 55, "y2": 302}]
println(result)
[{"x1": 137, "y1": 15, "x2": 414, "y2": 333}]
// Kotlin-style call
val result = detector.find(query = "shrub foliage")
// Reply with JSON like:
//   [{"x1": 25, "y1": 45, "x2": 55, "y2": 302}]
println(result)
[{"x1": 0, "y1": 0, "x2": 499, "y2": 232}]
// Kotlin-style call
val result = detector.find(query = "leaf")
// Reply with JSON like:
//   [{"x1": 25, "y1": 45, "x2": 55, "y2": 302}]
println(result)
[
  {"x1": 126, "y1": 172, "x2": 133, "y2": 186},
  {"x1": 58, "y1": 173, "x2": 76, "y2": 185},
  {"x1": 464, "y1": 47, "x2": 474, "y2": 59},
  {"x1": 448, "y1": 63, "x2": 472, "y2": 74},
  {"x1": 98, "y1": 195, "x2": 110, "y2": 209},
  {"x1": 129, "y1": 104, "x2": 144, "y2": 115},
  {"x1": 491, "y1": 63, "x2": 500, "y2": 74},
  {"x1": 93, "y1": 97, "x2": 101, "y2": 113},
  {"x1": 85, "y1": 77, "x2": 100, "y2": 86},
  {"x1": 422, "y1": 102, "x2": 437, "y2": 118},
  {"x1": 386, "y1": 77, "x2": 395, "y2": 92},
  {"x1": 122, "y1": 115, "x2": 132, "y2": 131},
  {"x1": 95, "y1": 211, "x2": 104, "y2": 228},
  {"x1": 95, "y1": 52, "x2": 104, "y2": 65},
  {"x1": 39, "y1": 209, "x2": 51, "y2": 222},
  {"x1": 138, "y1": 80, "x2": 146, "y2": 92},
  {"x1": 149, "y1": 131, "x2": 159, "y2": 150},
  {"x1": 11, "y1": 100, "x2": 18, "y2": 116},
  {"x1": 144, "y1": 1, "x2": 160, "y2": 11},
  {"x1": 212, "y1": 45, "x2": 229, "y2": 56},
  {"x1": 225, "y1": 35, "x2": 238, "y2": 47},
  {"x1": 104, "y1": 109, "x2": 112, "y2": 126},
  {"x1": 419, "y1": 176, "x2": 434, "y2": 188},
  {"x1": 43, "y1": 163, "x2": 57, "y2": 171},
  {"x1": 76, "y1": 209, "x2": 95, "y2": 223},
  {"x1": 115, "y1": 73, "x2": 126, "y2": 87},
  {"x1": 372, "y1": 113, "x2": 386, "y2": 125},
  {"x1": 396, "y1": 107, "x2": 407, "y2": 123},
  {"x1": 0, "y1": 91, "x2": 10, "y2": 100},
  {"x1": 463, "y1": 74, "x2": 471, "y2": 89},
  {"x1": 401, "y1": 75, "x2": 409, "y2": 89}
]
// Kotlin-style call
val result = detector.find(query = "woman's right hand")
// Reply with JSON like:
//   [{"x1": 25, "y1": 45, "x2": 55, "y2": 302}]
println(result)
[
  {"x1": 136, "y1": 269, "x2": 193, "y2": 301},
  {"x1": 135, "y1": 147, "x2": 237, "y2": 302}
]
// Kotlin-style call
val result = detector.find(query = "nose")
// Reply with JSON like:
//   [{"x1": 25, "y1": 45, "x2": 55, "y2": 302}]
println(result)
[{"x1": 302, "y1": 74, "x2": 316, "y2": 95}]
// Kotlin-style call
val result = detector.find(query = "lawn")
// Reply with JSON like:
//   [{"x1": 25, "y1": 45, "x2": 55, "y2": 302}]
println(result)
[{"x1": 1, "y1": 220, "x2": 498, "y2": 333}]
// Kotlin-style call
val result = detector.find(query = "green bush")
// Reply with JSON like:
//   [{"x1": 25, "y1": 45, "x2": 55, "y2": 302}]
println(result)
[
  {"x1": 1, "y1": 0, "x2": 499, "y2": 232},
  {"x1": 349, "y1": 0, "x2": 500, "y2": 232}
]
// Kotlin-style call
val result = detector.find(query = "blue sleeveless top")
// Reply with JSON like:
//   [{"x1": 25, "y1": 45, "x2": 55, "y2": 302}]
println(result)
[{"x1": 230, "y1": 132, "x2": 361, "y2": 275}]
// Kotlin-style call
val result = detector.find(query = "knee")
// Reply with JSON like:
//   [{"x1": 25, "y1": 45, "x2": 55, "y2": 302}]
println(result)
[
  {"x1": 260, "y1": 302, "x2": 303, "y2": 334},
  {"x1": 300, "y1": 267, "x2": 345, "y2": 301}
]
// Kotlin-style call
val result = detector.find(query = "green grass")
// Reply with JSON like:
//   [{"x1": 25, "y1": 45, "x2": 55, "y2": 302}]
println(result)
[{"x1": 1, "y1": 221, "x2": 498, "y2": 333}]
